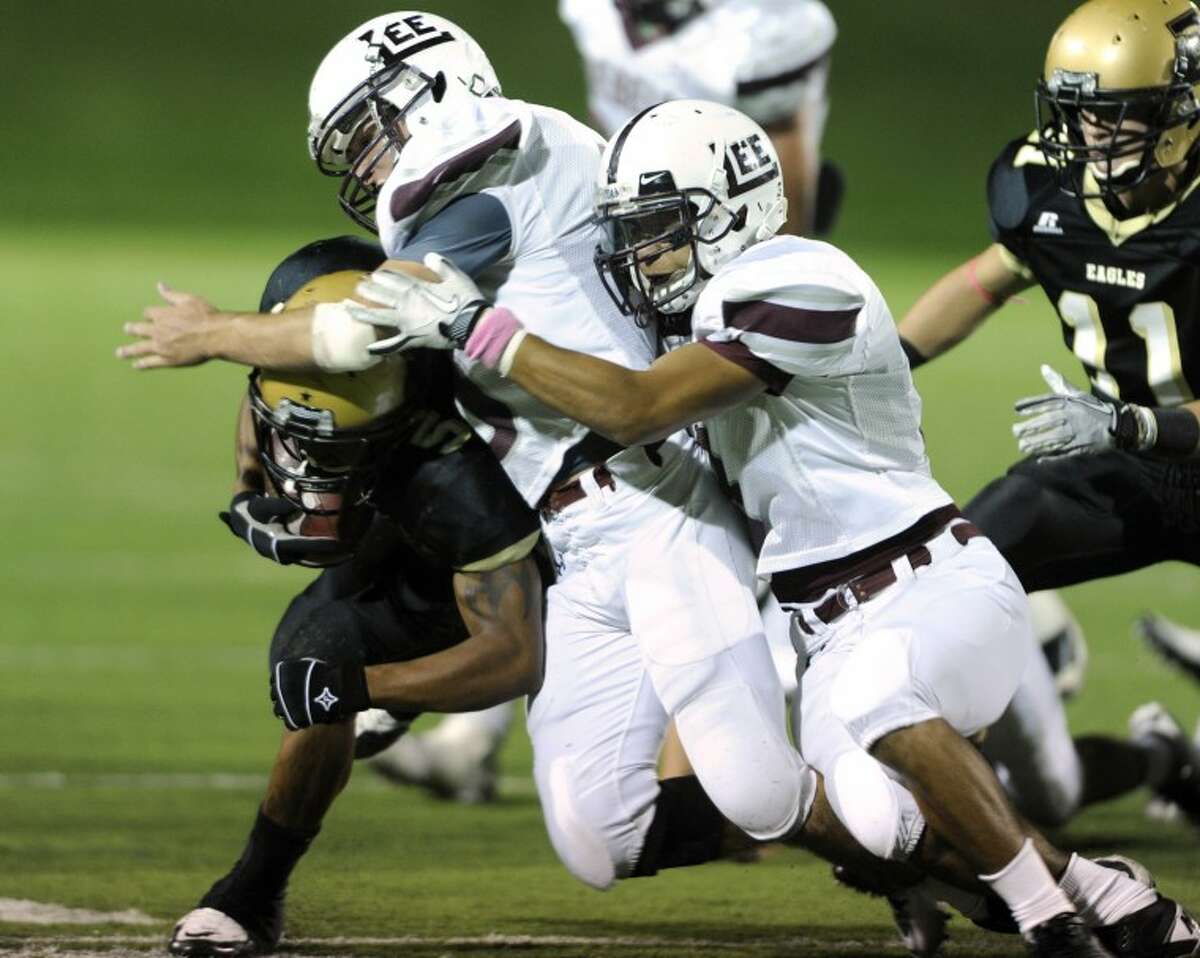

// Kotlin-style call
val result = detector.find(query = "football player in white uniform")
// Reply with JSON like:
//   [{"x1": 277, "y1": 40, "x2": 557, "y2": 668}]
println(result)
[
  {"x1": 121, "y1": 10, "x2": 909, "y2": 911},
  {"x1": 357, "y1": 99, "x2": 1200, "y2": 958},
  {"x1": 560, "y1": 0, "x2": 840, "y2": 237}
]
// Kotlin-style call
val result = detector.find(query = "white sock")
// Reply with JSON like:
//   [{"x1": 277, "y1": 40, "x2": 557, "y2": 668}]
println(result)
[
  {"x1": 980, "y1": 839, "x2": 1076, "y2": 934},
  {"x1": 1058, "y1": 854, "x2": 1158, "y2": 927}
]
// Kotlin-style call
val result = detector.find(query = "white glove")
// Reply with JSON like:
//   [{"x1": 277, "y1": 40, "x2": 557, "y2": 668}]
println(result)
[
  {"x1": 348, "y1": 253, "x2": 490, "y2": 355},
  {"x1": 1012, "y1": 364, "x2": 1120, "y2": 458}
]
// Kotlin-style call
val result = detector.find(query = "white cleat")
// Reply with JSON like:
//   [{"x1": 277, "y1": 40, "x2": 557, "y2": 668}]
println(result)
[
  {"x1": 1129, "y1": 703, "x2": 1200, "y2": 829},
  {"x1": 366, "y1": 722, "x2": 499, "y2": 804},
  {"x1": 169, "y1": 907, "x2": 259, "y2": 957}
]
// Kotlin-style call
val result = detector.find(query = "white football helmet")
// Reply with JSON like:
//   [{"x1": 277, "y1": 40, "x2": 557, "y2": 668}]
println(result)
[
  {"x1": 308, "y1": 11, "x2": 501, "y2": 229},
  {"x1": 594, "y1": 99, "x2": 787, "y2": 327}
]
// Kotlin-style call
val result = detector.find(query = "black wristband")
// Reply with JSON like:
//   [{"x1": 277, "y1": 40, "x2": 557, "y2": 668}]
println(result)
[
  {"x1": 899, "y1": 336, "x2": 928, "y2": 370},
  {"x1": 1152, "y1": 407, "x2": 1200, "y2": 457},
  {"x1": 1112, "y1": 405, "x2": 1144, "y2": 452}
]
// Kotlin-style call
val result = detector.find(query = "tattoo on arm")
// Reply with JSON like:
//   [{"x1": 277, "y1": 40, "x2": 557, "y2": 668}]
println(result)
[{"x1": 454, "y1": 556, "x2": 540, "y2": 636}]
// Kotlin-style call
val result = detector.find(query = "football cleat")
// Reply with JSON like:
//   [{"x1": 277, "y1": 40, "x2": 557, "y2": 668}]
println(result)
[
  {"x1": 1093, "y1": 855, "x2": 1157, "y2": 890},
  {"x1": 1023, "y1": 913, "x2": 1113, "y2": 957},
  {"x1": 353, "y1": 708, "x2": 412, "y2": 760},
  {"x1": 366, "y1": 724, "x2": 499, "y2": 804},
  {"x1": 1129, "y1": 703, "x2": 1200, "y2": 828},
  {"x1": 169, "y1": 908, "x2": 260, "y2": 957},
  {"x1": 889, "y1": 885, "x2": 952, "y2": 958},
  {"x1": 830, "y1": 866, "x2": 951, "y2": 957},
  {"x1": 1096, "y1": 897, "x2": 1200, "y2": 958},
  {"x1": 1137, "y1": 614, "x2": 1200, "y2": 685}
]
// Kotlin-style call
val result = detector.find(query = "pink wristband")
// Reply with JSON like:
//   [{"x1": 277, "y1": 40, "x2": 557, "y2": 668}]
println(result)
[{"x1": 465, "y1": 307, "x2": 524, "y2": 369}]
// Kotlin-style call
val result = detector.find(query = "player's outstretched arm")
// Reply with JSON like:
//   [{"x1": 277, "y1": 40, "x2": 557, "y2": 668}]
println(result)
[
  {"x1": 119, "y1": 274, "x2": 426, "y2": 373},
  {"x1": 897, "y1": 244, "x2": 1033, "y2": 367},
  {"x1": 364, "y1": 555, "x2": 545, "y2": 713},
  {"x1": 507, "y1": 335, "x2": 766, "y2": 446}
]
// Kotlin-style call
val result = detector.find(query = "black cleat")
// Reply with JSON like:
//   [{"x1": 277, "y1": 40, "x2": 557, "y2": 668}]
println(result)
[
  {"x1": 1096, "y1": 897, "x2": 1200, "y2": 958},
  {"x1": 1136, "y1": 614, "x2": 1200, "y2": 685},
  {"x1": 1024, "y1": 913, "x2": 1114, "y2": 957},
  {"x1": 831, "y1": 866, "x2": 950, "y2": 957},
  {"x1": 1129, "y1": 703, "x2": 1200, "y2": 828}
]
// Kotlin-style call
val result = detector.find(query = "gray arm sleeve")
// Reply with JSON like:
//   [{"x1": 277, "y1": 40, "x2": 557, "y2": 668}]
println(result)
[{"x1": 394, "y1": 193, "x2": 513, "y2": 279}]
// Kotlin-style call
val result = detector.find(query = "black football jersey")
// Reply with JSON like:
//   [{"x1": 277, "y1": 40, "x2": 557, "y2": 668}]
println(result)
[
  {"x1": 369, "y1": 352, "x2": 540, "y2": 576},
  {"x1": 987, "y1": 132, "x2": 1200, "y2": 408}
]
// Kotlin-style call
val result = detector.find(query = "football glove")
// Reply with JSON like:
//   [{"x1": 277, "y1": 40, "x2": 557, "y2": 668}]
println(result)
[
  {"x1": 1012, "y1": 364, "x2": 1154, "y2": 458},
  {"x1": 348, "y1": 253, "x2": 490, "y2": 355},
  {"x1": 270, "y1": 657, "x2": 370, "y2": 731},
  {"x1": 219, "y1": 492, "x2": 344, "y2": 566}
]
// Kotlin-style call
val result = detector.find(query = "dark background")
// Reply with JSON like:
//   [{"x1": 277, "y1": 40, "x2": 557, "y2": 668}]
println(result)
[{"x1": 5, "y1": 1, "x2": 1073, "y2": 253}]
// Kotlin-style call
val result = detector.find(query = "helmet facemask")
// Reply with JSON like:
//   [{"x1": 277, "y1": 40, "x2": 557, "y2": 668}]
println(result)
[
  {"x1": 594, "y1": 188, "x2": 741, "y2": 329},
  {"x1": 1036, "y1": 33, "x2": 1200, "y2": 200},
  {"x1": 310, "y1": 58, "x2": 448, "y2": 230},
  {"x1": 248, "y1": 372, "x2": 408, "y2": 564}
]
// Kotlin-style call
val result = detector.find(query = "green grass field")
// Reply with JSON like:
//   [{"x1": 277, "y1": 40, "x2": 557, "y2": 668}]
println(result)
[{"x1": 2, "y1": 225, "x2": 1198, "y2": 958}]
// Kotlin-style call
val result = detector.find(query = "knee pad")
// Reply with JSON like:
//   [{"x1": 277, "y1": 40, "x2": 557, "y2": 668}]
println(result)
[
  {"x1": 825, "y1": 750, "x2": 925, "y2": 861},
  {"x1": 539, "y1": 757, "x2": 649, "y2": 891},
  {"x1": 674, "y1": 679, "x2": 814, "y2": 841}
]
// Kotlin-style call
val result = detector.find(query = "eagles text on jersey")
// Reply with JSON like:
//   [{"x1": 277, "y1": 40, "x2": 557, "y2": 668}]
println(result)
[{"x1": 988, "y1": 132, "x2": 1200, "y2": 408}]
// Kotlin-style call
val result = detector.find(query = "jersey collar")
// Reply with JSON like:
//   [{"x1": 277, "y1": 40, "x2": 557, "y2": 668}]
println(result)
[{"x1": 1081, "y1": 164, "x2": 1200, "y2": 247}]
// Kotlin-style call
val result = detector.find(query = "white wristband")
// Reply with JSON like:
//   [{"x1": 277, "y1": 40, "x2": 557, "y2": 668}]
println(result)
[
  {"x1": 312, "y1": 301, "x2": 381, "y2": 372},
  {"x1": 497, "y1": 328, "x2": 528, "y2": 377}
]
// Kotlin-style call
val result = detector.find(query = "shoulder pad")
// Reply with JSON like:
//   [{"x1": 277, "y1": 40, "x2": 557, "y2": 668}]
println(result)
[
  {"x1": 986, "y1": 133, "x2": 1048, "y2": 235},
  {"x1": 383, "y1": 98, "x2": 526, "y2": 233}
]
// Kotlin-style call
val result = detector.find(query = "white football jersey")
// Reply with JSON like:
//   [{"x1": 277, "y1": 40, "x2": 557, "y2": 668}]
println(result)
[
  {"x1": 559, "y1": 0, "x2": 836, "y2": 136},
  {"x1": 377, "y1": 96, "x2": 660, "y2": 505},
  {"x1": 691, "y1": 235, "x2": 953, "y2": 574}
]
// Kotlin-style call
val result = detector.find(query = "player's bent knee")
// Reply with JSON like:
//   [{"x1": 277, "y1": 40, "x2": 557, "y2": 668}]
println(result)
[
  {"x1": 824, "y1": 751, "x2": 924, "y2": 861},
  {"x1": 538, "y1": 758, "x2": 626, "y2": 891},
  {"x1": 269, "y1": 598, "x2": 364, "y2": 672}
]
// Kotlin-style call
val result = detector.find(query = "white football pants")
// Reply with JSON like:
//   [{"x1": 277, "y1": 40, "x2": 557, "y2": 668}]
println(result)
[
  {"x1": 791, "y1": 524, "x2": 1032, "y2": 859},
  {"x1": 527, "y1": 439, "x2": 817, "y2": 890}
]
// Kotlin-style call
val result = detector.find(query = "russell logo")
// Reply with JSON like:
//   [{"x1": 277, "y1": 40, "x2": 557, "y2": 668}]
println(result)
[{"x1": 1033, "y1": 211, "x2": 1064, "y2": 235}]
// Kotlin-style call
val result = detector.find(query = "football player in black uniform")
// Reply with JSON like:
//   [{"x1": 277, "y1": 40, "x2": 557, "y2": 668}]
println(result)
[
  {"x1": 169, "y1": 237, "x2": 546, "y2": 958},
  {"x1": 899, "y1": 0, "x2": 1200, "y2": 831}
]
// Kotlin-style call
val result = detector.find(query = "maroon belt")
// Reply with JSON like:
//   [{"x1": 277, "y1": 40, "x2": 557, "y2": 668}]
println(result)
[
  {"x1": 539, "y1": 464, "x2": 615, "y2": 517},
  {"x1": 796, "y1": 521, "x2": 982, "y2": 633}
]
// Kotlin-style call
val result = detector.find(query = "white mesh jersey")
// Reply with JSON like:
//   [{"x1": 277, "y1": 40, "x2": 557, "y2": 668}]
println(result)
[
  {"x1": 376, "y1": 96, "x2": 659, "y2": 505},
  {"x1": 691, "y1": 235, "x2": 953, "y2": 574},
  {"x1": 559, "y1": 0, "x2": 836, "y2": 136}
]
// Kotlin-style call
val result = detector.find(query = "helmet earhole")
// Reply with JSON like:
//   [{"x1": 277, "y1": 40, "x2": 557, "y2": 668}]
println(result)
[
  {"x1": 431, "y1": 71, "x2": 448, "y2": 103},
  {"x1": 732, "y1": 205, "x2": 748, "y2": 231}
]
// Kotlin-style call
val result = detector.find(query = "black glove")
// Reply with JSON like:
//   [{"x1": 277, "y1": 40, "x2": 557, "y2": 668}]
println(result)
[
  {"x1": 219, "y1": 491, "x2": 344, "y2": 566},
  {"x1": 270, "y1": 657, "x2": 370, "y2": 730}
]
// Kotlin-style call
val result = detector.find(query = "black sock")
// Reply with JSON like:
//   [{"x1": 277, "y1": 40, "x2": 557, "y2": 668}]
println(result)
[
  {"x1": 198, "y1": 807, "x2": 319, "y2": 945},
  {"x1": 631, "y1": 776, "x2": 726, "y2": 878}
]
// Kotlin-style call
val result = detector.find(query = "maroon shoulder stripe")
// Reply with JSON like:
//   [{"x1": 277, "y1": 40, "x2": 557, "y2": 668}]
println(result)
[
  {"x1": 723, "y1": 299, "x2": 859, "y2": 344},
  {"x1": 701, "y1": 338, "x2": 791, "y2": 395},
  {"x1": 389, "y1": 120, "x2": 522, "y2": 222}
]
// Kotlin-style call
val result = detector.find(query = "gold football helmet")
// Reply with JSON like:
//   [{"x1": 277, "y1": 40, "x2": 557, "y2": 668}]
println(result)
[
  {"x1": 250, "y1": 269, "x2": 410, "y2": 551},
  {"x1": 1037, "y1": 0, "x2": 1200, "y2": 197}
]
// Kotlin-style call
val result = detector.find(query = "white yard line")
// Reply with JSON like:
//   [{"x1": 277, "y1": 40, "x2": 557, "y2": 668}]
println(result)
[
  {"x1": 0, "y1": 773, "x2": 536, "y2": 797},
  {"x1": 0, "y1": 901, "x2": 156, "y2": 927}
]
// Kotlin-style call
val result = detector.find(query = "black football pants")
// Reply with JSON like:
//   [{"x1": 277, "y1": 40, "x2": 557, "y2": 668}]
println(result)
[{"x1": 963, "y1": 450, "x2": 1200, "y2": 592}]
